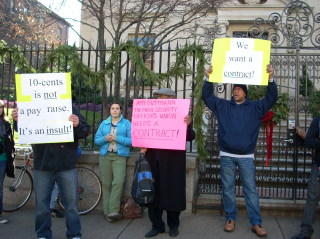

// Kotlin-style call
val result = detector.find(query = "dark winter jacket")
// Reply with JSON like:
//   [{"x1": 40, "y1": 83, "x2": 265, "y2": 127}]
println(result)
[
  {"x1": 145, "y1": 124, "x2": 195, "y2": 211},
  {"x1": 15, "y1": 107, "x2": 90, "y2": 171},
  {"x1": 305, "y1": 117, "x2": 320, "y2": 166},
  {"x1": 202, "y1": 80, "x2": 278, "y2": 155},
  {"x1": 3, "y1": 121, "x2": 15, "y2": 178}
]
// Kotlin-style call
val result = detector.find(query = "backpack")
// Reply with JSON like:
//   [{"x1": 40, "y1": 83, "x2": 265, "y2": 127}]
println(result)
[{"x1": 131, "y1": 154, "x2": 155, "y2": 205}]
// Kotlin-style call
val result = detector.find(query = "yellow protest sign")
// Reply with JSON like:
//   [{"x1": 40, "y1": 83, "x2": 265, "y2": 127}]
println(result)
[{"x1": 209, "y1": 38, "x2": 271, "y2": 85}]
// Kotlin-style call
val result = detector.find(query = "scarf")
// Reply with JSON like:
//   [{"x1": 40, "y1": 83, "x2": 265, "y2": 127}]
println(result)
[{"x1": 262, "y1": 111, "x2": 274, "y2": 166}]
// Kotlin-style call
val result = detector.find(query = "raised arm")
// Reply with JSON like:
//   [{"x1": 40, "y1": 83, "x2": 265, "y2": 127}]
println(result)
[
  {"x1": 257, "y1": 65, "x2": 278, "y2": 114},
  {"x1": 305, "y1": 117, "x2": 320, "y2": 150},
  {"x1": 201, "y1": 67, "x2": 224, "y2": 115}
]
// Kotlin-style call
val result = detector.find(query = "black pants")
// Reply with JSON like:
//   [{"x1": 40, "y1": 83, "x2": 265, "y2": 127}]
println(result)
[{"x1": 148, "y1": 207, "x2": 180, "y2": 231}]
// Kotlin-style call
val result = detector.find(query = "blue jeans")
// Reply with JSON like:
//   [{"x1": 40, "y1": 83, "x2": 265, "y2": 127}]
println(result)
[
  {"x1": 220, "y1": 156, "x2": 262, "y2": 226},
  {"x1": 299, "y1": 164, "x2": 320, "y2": 238},
  {"x1": 50, "y1": 182, "x2": 59, "y2": 209},
  {"x1": 0, "y1": 160, "x2": 6, "y2": 214},
  {"x1": 34, "y1": 169, "x2": 81, "y2": 239}
]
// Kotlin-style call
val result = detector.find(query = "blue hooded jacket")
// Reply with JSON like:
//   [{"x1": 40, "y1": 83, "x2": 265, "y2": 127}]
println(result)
[
  {"x1": 94, "y1": 115, "x2": 132, "y2": 157},
  {"x1": 202, "y1": 81, "x2": 278, "y2": 155}
]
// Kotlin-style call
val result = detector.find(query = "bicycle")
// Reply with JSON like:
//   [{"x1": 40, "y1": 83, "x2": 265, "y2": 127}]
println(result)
[
  {"x1": 3, "y1": 147, "x2": 33, "y2": 212},
  {"x1": 3, "y1": 147, "x2": 102, "y2": 215},
  {"x1": 57, "y1": 166, "x2": 102, "y2": 215}
]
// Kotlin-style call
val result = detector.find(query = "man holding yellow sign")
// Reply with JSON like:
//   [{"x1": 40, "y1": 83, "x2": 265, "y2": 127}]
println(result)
[{"x1": 202, "y1": 38, "x2": 277, "y2": 237}]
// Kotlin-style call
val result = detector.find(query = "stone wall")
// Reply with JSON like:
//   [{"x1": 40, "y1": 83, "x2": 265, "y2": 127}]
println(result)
[{"x1": 10, "y1": 151, "x2": 198, "y2": 214}]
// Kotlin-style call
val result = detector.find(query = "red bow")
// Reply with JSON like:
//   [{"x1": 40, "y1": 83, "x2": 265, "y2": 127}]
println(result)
[{"x1": 262, "y1": 111, "x2": 274, "y2": 166}]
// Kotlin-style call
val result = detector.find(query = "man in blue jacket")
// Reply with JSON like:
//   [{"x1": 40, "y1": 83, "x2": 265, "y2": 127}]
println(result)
[{"x1": 202, "y1": 64, "x2": 277, "y2": 237}]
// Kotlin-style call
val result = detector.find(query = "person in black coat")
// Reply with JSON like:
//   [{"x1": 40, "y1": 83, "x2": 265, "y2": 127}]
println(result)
[
  {"x1": 12, "y1": 106, "x2": 90, "y2": 239},
  {"x1": 292, "y1": 119, "x2": 320, "y2": 239},
  {"x1": 0, "y1": 100, "x2": 15, "y2": 224},
  {"x1": 140, "y1": 88, "x2": 195, "y2": 238}
]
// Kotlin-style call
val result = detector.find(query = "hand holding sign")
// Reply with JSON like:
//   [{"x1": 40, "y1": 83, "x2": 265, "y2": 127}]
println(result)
[
  {"x1": 267, "y1": 64, "x2": 274, "y2": 80},
  {"x1": 205, "y1": 66, "x2": 212, "y2": 78},
  {"x1": 184, "y1": 115, "x2": 191, "y2": 125},
  {"x1": 69, "y1": 114, "x2": 79, "y2": 127},
  {"x1": 11, "y1": 108, "x2": 18, "y2": 121}
]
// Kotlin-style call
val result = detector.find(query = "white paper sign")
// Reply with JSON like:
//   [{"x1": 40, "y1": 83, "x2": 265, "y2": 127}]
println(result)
[{"x1": 15, "y1": 73, "x2": 73, "y2": 144}]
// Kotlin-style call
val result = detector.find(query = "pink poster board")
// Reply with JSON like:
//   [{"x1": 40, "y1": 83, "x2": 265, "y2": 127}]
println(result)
[{"x1": 132, "y1": 99, "x2": 190, "y2": 150}]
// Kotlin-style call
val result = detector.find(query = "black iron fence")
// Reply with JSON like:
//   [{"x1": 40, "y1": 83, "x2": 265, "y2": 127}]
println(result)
[
  {"x1": 0, "y1": 43, "x2": 201, "y2": 150},
  {"x1": 1, "y1": 43, "x2": 319, "y2": 202}
]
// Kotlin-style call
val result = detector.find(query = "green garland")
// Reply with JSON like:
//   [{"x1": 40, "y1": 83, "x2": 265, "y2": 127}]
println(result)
[
  {"x1": 248, "y1": 85, "x2": 289, "y2": 126},
  {"x1": 0, "y1": 40, "x2": 209, "y2": 160},
  {"x1": 0, "y1": 40, "x2": 36, "y2": 73}
]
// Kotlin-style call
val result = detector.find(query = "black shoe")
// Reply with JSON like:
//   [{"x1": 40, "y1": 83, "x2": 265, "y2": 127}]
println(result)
[
  {"x1": 144, "y1": 229, "x2": 165, "y2": 238},
  {"x1": 291, "y1": 234, "x2": 311, "y2": 239},
  {"x1": 169, "y1": 228, "x2": 179, "y2": 237},
  {"x1": 50, "y1": 209, "x2": 64, "y2": 218}
]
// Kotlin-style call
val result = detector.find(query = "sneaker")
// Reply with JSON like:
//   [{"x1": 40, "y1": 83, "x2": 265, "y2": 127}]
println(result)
[
  {"x1": 107, "y1": 212, "x2": 122, "y2": 220},
  {"x1": 105, "y1": 215, "x2": 116, "y2": 223},
  {"x1": 0, "y1": 215, "x2": 8, "y2": 224},
  {"x1": 50, "y1": 209, "x2": 64, "y2": 218}
]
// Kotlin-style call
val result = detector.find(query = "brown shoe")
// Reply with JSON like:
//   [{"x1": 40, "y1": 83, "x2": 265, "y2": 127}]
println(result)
[
  {"x1": 224, "y1": 220, "x2": 235, "y2": 232},
  {"x1": 252, "y1": 224, "x2": 267, "y2": 237}
]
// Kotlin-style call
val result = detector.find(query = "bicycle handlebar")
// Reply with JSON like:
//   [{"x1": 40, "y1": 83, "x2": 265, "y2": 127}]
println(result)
[{"x1": 15, "y1": 146, "x2": 33, "y2": 159}]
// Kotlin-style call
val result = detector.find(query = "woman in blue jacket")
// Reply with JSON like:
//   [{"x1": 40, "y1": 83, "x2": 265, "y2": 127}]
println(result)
[{"x1": 95, "y1": 103, "x2": 131, "y2": 222}]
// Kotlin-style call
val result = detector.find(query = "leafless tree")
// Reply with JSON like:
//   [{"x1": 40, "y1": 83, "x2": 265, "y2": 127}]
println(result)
[{"x1": 44, "y1": 0, "x2": 226, "y2": 117}]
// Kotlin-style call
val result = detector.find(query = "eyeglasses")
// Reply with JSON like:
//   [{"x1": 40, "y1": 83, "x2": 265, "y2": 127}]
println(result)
[{"x1": 157, "y1": 94, "x2": 172, "y2": 99}]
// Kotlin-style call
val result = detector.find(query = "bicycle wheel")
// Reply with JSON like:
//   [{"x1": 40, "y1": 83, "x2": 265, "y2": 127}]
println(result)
[
  {"x1": 3, "y1": 166, "x2": 33, "y2": 212},
  {"x1": 58, "y1": 167, "x2": 102, "y2": 215}
]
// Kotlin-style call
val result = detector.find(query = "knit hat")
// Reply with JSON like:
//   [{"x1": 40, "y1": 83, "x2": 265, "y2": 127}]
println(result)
[
  {"x1": 233, "y1": 84, "x2": 248, "y2": 96},
  {"x1": 154, "y1": 88, "x2": 176, "y2": 97}
]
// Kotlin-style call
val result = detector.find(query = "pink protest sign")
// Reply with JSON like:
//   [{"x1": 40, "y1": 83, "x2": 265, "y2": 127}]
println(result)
[{"x1": 132, "y1": 99, "x2": 190, "y2": 150}]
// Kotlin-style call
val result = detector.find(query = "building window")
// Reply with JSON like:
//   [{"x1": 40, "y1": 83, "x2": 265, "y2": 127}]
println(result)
[
  {"x1": 57, "y1": 28, "x2": 63, "y2": 42},
  {"x1": 128, "y1": 34, "x2": 156, "y2": 69},
  {"x1": 128, "y1": 34, "x2": 156, "y2": 86},
  {"x1": 233, "y1": 31, "x2": 268, "y2": 40},
  {"x1": 131, "y1": 36, "x2": 156, "y2": 48},
  {"x1": 8, "y1": 0, "x2": 14, "y2": 13}
]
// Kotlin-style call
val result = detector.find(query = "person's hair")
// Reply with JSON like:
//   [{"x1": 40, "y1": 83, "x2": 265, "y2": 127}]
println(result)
[
  {"x1": 0, "y1": 100, "x2": 6, "y2": 121},
  {"x1": 108, "y1": 102, "x2": 123, "y2": 113}
]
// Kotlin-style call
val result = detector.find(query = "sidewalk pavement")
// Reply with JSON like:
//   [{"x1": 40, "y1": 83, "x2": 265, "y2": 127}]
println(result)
[{"x1": 0, "y1": 207, "x2": 319, "y2": 239}]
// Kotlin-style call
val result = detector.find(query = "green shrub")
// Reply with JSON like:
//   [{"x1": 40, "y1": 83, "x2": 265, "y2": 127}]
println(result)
[
  {"x1": 309, "y1": 90, "x2": 320, "y2": 117},
  {"x1": 248, "y1": 85, "x2": 289, "y2": 125},
  {"x1": 299, "y1": 64, "x2": 313, "y2": 97}
]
